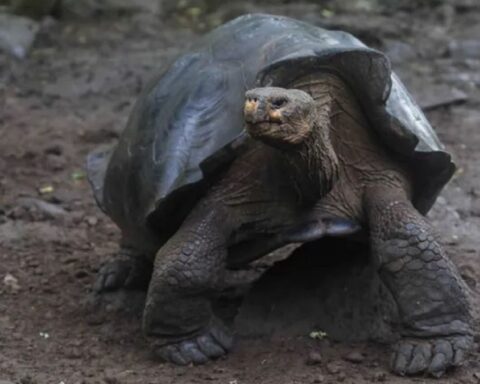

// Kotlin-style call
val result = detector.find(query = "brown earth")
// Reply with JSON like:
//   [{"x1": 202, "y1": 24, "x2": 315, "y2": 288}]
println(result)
[{"x1": 1, "y1": 1, "x2": 479, "y2": 383}]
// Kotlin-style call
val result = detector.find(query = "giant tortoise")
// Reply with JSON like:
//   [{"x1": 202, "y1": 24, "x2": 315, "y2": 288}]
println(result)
[{"x1": 87, "y1": 13, "x2": 473, "y2": 377}]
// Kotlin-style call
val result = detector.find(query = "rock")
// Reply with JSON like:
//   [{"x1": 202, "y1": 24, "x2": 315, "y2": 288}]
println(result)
[
  {"x1": 85, "y1": 216, "x2": 98, "y2": 226},
  {"x1": 16, "y1": 197, "x2": 67, "y2": 220},
  {"x1": 448, "y1": 39, "x2": 480, "y2": 59},
  {"x1": 343, "y1": 351, "x2": 364, "y2": 364},
  {"x1": 3, "y1": 273, "x2": 20, "y2": 292},
  {"x1": 312, "y1": 375, "x2": 325, "y2": 383},
  {"x1": 326, "y1": 361, "x2": 341, "y2": 374},
  {"x1": 372, "y1": 371, "x2": 387, "y2": 382},
  {"x1": 0, "y1": 221, "x2": 81, "y2": 246},
  {"x1": 305, "y1": 350, "x2": 323, "y2": 366},
  {"x1": 45, "y1": 153, "x2": 66, "y2": 171},
  {"x1": 0, "y1": 13, "x2": 39, "y2": 59}
]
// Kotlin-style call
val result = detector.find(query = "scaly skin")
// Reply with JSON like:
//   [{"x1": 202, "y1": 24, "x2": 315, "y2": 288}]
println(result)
[
  {"x1": 143, "y1": 204, "x2": 234, "y2": 364},
  {"x1": 294, "y1": 72, "x2": 473, "y2": 377},
  {"x1": 366, "y1": 187, "x2": 473, "y2": 377},
  {"x1": 142, "y1": 138, "x2": 346, "y2": 364},
  {"x1": 95, "y1": 72, "x2": 473, "y2": 374}
]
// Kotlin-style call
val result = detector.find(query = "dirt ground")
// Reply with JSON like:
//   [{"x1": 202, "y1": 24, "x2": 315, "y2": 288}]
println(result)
[{"x1": 1, "y1": 1, "x2": 480, "y2": 383}]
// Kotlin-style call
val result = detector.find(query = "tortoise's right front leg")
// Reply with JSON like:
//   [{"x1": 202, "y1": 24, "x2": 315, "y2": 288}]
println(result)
[{"x1": 143, "y1": 205, "x2": 234, "y2": 365}]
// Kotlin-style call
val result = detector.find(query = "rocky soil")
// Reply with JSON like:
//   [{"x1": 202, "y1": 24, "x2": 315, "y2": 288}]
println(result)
[{"x1": 0, "y1": 1, "x2": 479, "y2": 383}]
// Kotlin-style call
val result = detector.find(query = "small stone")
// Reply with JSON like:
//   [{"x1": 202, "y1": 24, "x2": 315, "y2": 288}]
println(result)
[
  {"x1": 69, "y1": 211, "x2": 85, "y2": 224},
  {"x1": 312, "y1": 374, "x2": 325, "y2": 383},
  {"x1": 46, "y1": 153, "x2": 66, "y2": 171},
  {"x1": 18, "y1": 197, "x2": 67, "y2": 220},
  {"x1": 343, "y1": 351, "x2": 364, "y2": 364},
  {"x1": 337, "y1": 372, "x2": 346, "y2": 382},
  {"x1": 373, "y1": 371, "x2": 387, "y2": 382},
  {"x1": 3, "y1": 273, "x2": 20, "y2": 292},
  {"x1": 85, "y1": 216, "x2": 98, "y2": 226},
  {"x1": 326, "y1": 361, "x2": 341, "y2": 374},
  {"x1": 305, "y1": 350, "x2": 323, "y2": 365}
]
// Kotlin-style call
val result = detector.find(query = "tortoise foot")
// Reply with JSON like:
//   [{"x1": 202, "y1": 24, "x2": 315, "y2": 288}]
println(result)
[
  {"x1": 94, "y1": 256, "x2": 152, "y2": 292},
  {"x1": 391, "y1": 335, "x2": 473, "y2": 378},
  {"x1": 153, "y1": 320, "x2": 233, "y2": 365}
]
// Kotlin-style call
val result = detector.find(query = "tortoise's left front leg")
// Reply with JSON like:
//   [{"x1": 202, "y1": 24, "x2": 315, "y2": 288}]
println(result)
[
  {"x1": 143, "y1": 203, "x2": 235, "y2": 365},
  {"x1": 366, "y1": 186, "x2": 473, "y2": 377}
]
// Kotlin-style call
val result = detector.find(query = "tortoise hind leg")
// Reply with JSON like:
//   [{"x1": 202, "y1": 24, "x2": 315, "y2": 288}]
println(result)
[
  {"x1": 365, "y1": 185, "x2": 473, "y2": 377},
  {"x1": 143, "y1": 205, "x2": 234, "y2": 365},
  {"x1": 93, "y1": 236, "x2": 154, "y2": 292}
]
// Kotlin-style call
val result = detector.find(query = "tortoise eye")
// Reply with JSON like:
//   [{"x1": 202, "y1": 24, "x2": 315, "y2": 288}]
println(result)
[{"x1": 270, "y1": 98, "x2": 288, "y2": 109}]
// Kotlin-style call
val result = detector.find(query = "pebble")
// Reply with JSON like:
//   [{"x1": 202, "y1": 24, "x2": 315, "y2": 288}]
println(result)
[
  {"x1": 3, "y1": 273, "x2": 20, "y2": 292},
  {"x1": 306, "y1": 350, "x2": 323, "y2": 365},
  {"x1": 85, "y1": 216, "x2": 98, "y2": 226},
  {"x1": 17, "y1": 197, "x2": 67, "y2": 220},
  {"x1": 372, "y1": 371, "x2": 387, "y2": 382},
  {"x1": 46, "y1": 153, "x2": 66, "y2": 171},
  {"x1": 312, "y1": 374, "x2": 325, "y2": 383},
  {"x1": 325, "y1": 361, "x2": 341, "y2": 374},
  {"x1": 343, "y1": 351, "x2": 364, "y2": 364}
]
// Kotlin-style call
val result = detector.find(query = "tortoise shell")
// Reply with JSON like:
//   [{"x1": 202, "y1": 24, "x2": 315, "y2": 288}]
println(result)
[{"x1": 87, "y1": 14, "x2": 454, "y2": 242}]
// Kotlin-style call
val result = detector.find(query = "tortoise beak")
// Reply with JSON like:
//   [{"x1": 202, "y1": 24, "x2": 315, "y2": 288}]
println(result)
[{"x1": 244, "y1": 97, "x2": 260, "y2": 123}]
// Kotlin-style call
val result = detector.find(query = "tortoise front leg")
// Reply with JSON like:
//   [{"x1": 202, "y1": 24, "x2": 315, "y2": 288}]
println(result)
[
  {"x1": 366, "y1": 186, "x2": 473, "y2": 377},
  {"x1": 143, "y1": 205, "x2": 234, "y2": 365},
  {"x1": 94, "y1": 242, "x2": 153, "y2": 292}
]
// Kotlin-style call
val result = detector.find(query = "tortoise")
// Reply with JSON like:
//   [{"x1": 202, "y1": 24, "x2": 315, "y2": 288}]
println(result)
[{"x1": 86, "y1": 13, "x2": 473, "y2": 377}]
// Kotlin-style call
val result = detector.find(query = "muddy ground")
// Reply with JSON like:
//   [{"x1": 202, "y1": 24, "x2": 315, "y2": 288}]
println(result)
[{"x1": 1, "y1": 1, "x2": 480, "y2": 383}]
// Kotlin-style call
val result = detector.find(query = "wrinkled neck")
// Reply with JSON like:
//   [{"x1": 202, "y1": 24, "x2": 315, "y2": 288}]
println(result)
[{"x1": 280, "y1": 105, "x2": 339, "y2": 205}]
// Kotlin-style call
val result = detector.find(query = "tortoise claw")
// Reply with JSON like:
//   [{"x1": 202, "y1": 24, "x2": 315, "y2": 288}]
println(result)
[
  {"x1": 391, "y1": 335, "x2": 473, "y2": 377},
  {"x1": 94, "y1": 257, "x2": 152, "y2": 292},
  {"x1": 153, "y1": 321, "x2": 233, "y2": 365}
]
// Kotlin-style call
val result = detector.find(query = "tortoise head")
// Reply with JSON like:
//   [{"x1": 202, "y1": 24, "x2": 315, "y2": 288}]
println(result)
[{"x1": 244, "y1": 87, "x2": 317, "y2": 149}]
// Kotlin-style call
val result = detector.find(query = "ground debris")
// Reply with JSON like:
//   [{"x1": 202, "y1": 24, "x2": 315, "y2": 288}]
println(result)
[
  {"x1": 305, "y1": 350, "x2": 323, "y2": 365},
  {"x1": 13, "y1": 197, "x2": 67, "y2": 220},
  {"x1": 3, "y1": 273, "x2": 20, "y2": 292},
  {"x1": 343, "y1": 351, "x2": 365, "y2": 364}
]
